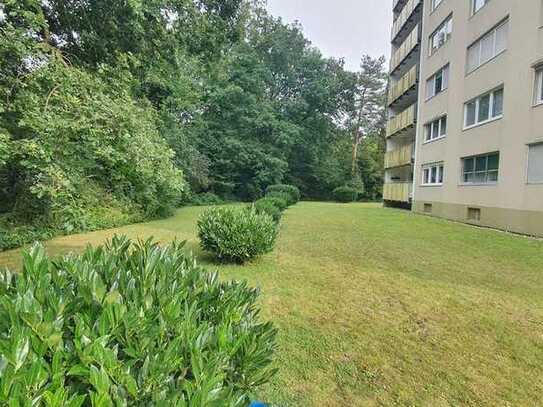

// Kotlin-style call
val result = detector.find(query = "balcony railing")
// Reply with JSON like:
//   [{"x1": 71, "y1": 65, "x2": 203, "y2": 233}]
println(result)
[
  {"x1": 388, "y1": 64, "x2": 418, "y2": 106},
  {"x1": 384, "y1": 144, "x2": 414, "y2": 169},
  {"x1": 386, "y1": 104, "x2": 416, "y2": 138},
  {"x1": 391, "y1": 0, "x2": 421, "y2": 41},
  {"x1": 390, "y1": 24, "x2": 419, "y2": 74},
  {"x1": 393, "y1": 0, "x2": 407, "y2": 14},
  {"x1": 383, "y1": 182, "x2": 412, "y2": 202}
]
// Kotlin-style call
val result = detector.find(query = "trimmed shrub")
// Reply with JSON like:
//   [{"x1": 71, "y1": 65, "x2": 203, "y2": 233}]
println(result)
[
  {"x1": 198, "y1": 207, "x2": 278, "y2": 263},
  {"x1": 265, "y1": 184, "x2": 301, "y2": 205},
  {"x1": 266, "y1": 191, "x2": 294, "y2": 207},
  {"x1": 254, "y1": 199, "x2": 282, "y2": 223},
  {"x1": 261, "y1": 196, "x2": 288, "y2": 211},
  {"x1": 0, "y1": 236, "x2": 277, "y2": 404},
  {"x1": 333, "y1": 186, "x2": 359, "y2": 203},
  {"x1": 189, "y1": 192, "x2": 224, "y2": 206}
]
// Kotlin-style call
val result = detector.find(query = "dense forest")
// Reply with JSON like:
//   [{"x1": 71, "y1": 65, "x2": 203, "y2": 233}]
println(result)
[{"x1": 0, "y1": 0, "x2": 387, "y2": 249}]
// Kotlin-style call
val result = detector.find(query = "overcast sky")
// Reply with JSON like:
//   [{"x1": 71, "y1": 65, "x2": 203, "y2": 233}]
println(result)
[{"x1": 266, "y1": 0, "x2": 392, "y2": 72}]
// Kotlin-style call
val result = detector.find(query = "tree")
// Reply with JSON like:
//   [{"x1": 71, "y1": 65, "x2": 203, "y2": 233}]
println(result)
[{"x1": 343, "y1": 55, "x2": 387, "y2": 178}]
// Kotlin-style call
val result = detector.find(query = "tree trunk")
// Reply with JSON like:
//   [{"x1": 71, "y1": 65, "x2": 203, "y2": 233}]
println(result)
[{"x1": 351, "y1": 138, "x2": 360, "y2": 177}]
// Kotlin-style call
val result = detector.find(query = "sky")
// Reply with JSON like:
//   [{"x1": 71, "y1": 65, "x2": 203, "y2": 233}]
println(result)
[{"x1": 266, "y1": 0, "x2": 392, "y2": 72}]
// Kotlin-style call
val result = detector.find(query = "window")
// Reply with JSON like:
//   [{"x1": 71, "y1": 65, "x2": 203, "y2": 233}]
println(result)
[
  {"x1": 424, "y1": 203, "x2": 433, "y2": 213},
  {"x1": 467, "y1": 19, "x2": 508, "y2": 73},
  {"x1": 464, "y1": 87, "x2": 503, "y2": 128},
  {"x1": 422, "y1": 163, "x2": 444, "y2": 185},
  {"x1": 528, "y1": 143, "x2": 543, "y2": 184},
  {"x1": 426, "y1": 65, "x2": 449, "y2": 99},
  {"x1": 429, "y1": 15, "x2": 452, "y2": 55},
  {"x1": 431, "y1": 0, "x2": 444, "y2": 11},
  {"x1": 472, "y1": 0, "x2": 489, "y2": 15},
  {"x1": 535, "y1": 67, "x2": 543, "y2": 105},
  {"x1": 467, "y1": 208, "x2": 481, "y2": 221},
  {"x1": 425, "y1": 116, "x2": 447, "y2": 142},
  {"x1": 462, "y1": 152, "x2": 499, "y2": 184}
]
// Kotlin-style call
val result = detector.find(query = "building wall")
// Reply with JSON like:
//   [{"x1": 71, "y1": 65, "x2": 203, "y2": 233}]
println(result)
[{"x1": 412, "y1": 0, "x2": 543, "y2": 236}]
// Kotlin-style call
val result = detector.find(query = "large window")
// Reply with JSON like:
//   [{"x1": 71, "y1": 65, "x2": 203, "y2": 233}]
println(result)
[
  {"x1": 535, "y1": 66, "x2": 543, "y2": 106},
  {"x1": 426, "y1": 64, "x2": 449, "y2": 99},
  {"x1": 462, "y1": 153, "x2": 499, "y2": 184},
  {"x1": 528, "y1": 143, "x2": 543, "y2": 184},
  {"x1": 472, "y1": 0, "x2": 490, "y2": 15},
  {"x1": 424, "y1": 116, "x2": 447, "y2": 142},
  {"x1": 467, "y1": 19, "x2": 508, "y2": 73},
  {"x1": 422, "y1": 163, "x2": 444, "y2": 186},
  {"x1": 429, "y1": 15, "x2": 452, "y2": 55},
  {"x1": 464, "y1": 87, "x2": 503, "y2": 128}
]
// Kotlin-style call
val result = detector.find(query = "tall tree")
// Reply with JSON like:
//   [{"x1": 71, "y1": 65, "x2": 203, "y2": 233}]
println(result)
[{"x1": 343, "y1": 55, "x2": 387, "y2": 178}]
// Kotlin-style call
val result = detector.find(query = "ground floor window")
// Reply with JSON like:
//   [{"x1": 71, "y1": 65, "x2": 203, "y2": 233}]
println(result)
[
  {"x1": 528, "y1": 143, "x2": 543, "y2": 184},
  {"x1": 422, "y1": 163, "x2": 444, "y2": 186},
  {"x1": 462, "y1": 152, "x2": 499, "y2": 184}
]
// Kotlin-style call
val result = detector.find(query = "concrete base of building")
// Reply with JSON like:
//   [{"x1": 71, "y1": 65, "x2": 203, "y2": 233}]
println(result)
[
  {"x1": 383, "y1": 200, "x2": 412, "y2": 210},
  {"x1": 413, "y1": 201, "x2": 543, "y2": 238}
]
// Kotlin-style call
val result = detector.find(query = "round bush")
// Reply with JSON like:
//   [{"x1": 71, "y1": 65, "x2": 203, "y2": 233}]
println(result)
[
  {"x1": 0, "y1": 236, "x2": 277, "y2": 404},
  {"x1": 253, "y1": 199, "x2": 282, "y2": 223},
  {"x1": 333, "y1": 186, "x2": 359, "y2": 203},
  {"x1": 265, "y1": 184, "x2": 300, "y2": 205},
  {"x1": 261, "y1": 196, "x2": 288, "y2": 211},
  {"x1": 198, "y1": 207, "x2": 278, "y2": 263},
  {"x1": 265, "y1": 191, "x2": 294, "y2": 207}
]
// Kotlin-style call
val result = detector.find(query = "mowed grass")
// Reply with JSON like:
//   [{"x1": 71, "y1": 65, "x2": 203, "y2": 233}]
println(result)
[{"x1": 1, "y1": 202, "x2": 543, "y2": 406}]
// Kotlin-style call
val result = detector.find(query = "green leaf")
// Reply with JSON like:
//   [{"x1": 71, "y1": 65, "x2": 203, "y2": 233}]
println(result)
[
  {"x1": 89, "y1": 365, "x2": 111, "y2": 395},
  {"x1": 13, "y1": 338, "x2": 29, "y2": 372}
]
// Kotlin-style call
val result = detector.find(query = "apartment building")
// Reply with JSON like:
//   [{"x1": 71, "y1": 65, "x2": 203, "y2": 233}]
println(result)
[{"x1": 384, "y1": 0, "x2": 543, "y2": 237}]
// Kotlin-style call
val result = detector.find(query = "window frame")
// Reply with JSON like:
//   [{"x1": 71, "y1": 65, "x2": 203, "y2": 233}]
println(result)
[
  {"x1": 471, "y1": 0, "x2": 489, "y2": 16},
  {"x1": 527, "y1": 142, "x2": 543, "y2": 184},
  {"x1": 429, "y1": 15, "x2": 453, "y2": 56},
  {"x1": 421, "y1": 162, "x2": 445, "y2": 186},
  {"x1": 425, "y1": 64, "x2": 449, "y2": 100},
  {"x1": 534, "y1": 66, "x2": 543, "y2": 106},
  {"x1": 463, "y1": 86, "x2": 504, "y2": 130},
  {"x1": 424, "y1": 115, "x2": 447, "y2": 143},
  {"x1": 466, "y1": 18, "x2": 508, "y2": 74},
  {"x1": 461, "y1": 152, "x2": 500, "y2": 185}
]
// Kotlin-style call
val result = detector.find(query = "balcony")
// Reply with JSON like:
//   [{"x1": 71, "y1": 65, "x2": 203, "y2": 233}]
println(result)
[
  {"x1": 391, "y1": 0, "x2": 422, "y2": 42},
  {"x1": 390, "y1": 24, "x2": 420, "y2": 75},
  {"x1": 386, "y1": 104, "x2": 416, "y2": 139},
  {"x1": 388, "y1": 64, "x2": 418, "y2": 106},
  {"x1": 383, "y1": 182, "x2": 412, "y2": 203},
  {"x1": 393, "y1": 0, "x2": 408, "y2": 14},
  {"x1": 384, "y1": 144, "x2": 414, "y2": 169}
]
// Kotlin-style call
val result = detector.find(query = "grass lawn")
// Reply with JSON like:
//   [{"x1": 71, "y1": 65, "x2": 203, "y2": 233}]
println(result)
[{"x1": 1, "y1": 202, "x2": 543, "y2": 406}]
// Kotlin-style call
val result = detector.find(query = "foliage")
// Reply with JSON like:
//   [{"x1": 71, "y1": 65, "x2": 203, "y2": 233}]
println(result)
[
  {"x1": 333, "y1": 186, "x2": 359, "y2": 203},
  {"x1": 198, "y1": 207, "x2": 278, "y2": 263},
  {"x1": 1, "y1": 63, "x2": 185, "y2": 244},
  {"x1": 0, "y1": 236, "x2": 277, "y2": 404},
  {"x1": 189, "y1": 192, "x2": 224, "y2": 207},
  {"x1": 253, "y1": 199, "x2": 282, "y2": 223},
  {"x1": 340, "y1": 55, "x2": 387, "y2": 177},
  {"x1": 0, "y1": 0, "x2": 386, "y2": 249},
  {"x1": 0, "y1": 217, "x2": 51, "y2": 252},
  {"x1": 260, "y1": 197, "x2": 288, "y2": 212},
  {"x1": 266, "y1": 185, "x2": 301, "y2": 205},
  {"x1": 265, "y1": 192, "x2": 294, "y2": 207}
]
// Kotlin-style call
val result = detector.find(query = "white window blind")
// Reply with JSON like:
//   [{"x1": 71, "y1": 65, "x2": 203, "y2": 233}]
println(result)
[
  {"x1": 528, "y1": 143, "x2": 543, "y2": 183},
  {"x1": 467, "y1": 19, "x2": 508, "y2": 73}
]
